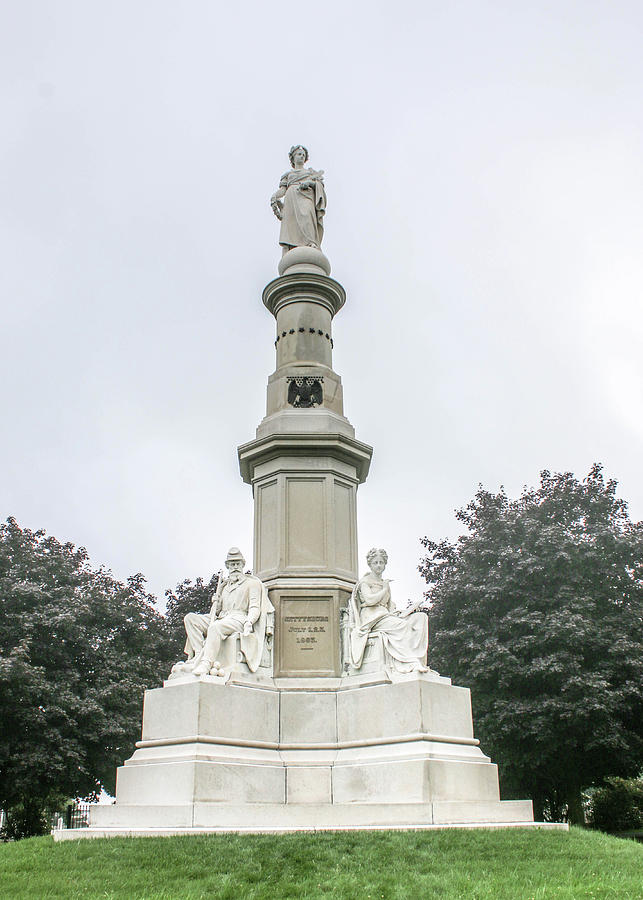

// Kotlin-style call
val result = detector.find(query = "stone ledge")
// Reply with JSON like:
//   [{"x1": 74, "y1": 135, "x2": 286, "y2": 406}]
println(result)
[
  {"x1": 54, "y1": 821, "x2": 567, "y2": 840},
  {"x1": 238, "y1": 431, "x2": 373, "y2": 484},
  {"x1": 262, "y1": 272, "x2": 345, "y2": 318},
  {"x1": 134, "y1": 731, "x2": 481, "y2": 752},
  {"x1": 54, "y1": 798, "x2": 561, "y2": 840}
]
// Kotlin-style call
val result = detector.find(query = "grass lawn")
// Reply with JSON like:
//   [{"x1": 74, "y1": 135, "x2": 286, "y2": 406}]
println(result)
[{"x1": 0, "y1": 827, "x2": 641, "y2": 899}]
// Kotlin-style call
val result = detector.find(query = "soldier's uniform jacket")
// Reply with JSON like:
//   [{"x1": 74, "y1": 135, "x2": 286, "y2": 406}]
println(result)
[{"x1": 211, "y1": 574, "x2": 262, "y2": 626}]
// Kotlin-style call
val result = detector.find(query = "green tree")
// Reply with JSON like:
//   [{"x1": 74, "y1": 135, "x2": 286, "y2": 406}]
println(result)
[
  {"x1": 164, "y1": 573, "x2": 219, "y2": 659},
  {"x1": 419, "y1": 465, "x2": 643, "y2": 823},
  {"x1": 0, "y1": 517, "x2": 175, "y2": 838}
]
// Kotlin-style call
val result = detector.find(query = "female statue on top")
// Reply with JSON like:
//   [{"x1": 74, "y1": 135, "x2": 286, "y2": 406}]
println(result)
[{"x1": 270, "y1": 145, "x2": 326, "y2": 254}]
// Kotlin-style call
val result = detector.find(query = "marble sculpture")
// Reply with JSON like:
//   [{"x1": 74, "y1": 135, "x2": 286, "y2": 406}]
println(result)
[
  {"x1": 270, "y1": 144, "x2": 326, "y2": 254},
  {"x1": 348, "y1": 548, "x2": 429, "y2": 675},
  {"x1": 170, "y1": 547, "x2": 273, "y2": 679}
]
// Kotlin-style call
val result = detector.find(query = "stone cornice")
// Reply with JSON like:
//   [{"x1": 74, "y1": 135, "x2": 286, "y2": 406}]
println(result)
[
  {"x1": 262, "y1": 273, "x2": 346, "y2": 319},
  {"x1": 237, "y1": 431, "x2": 373, "y2": 485}
]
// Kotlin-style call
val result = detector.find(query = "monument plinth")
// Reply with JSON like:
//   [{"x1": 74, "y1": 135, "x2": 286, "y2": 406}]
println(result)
[{"x1": 54, "y1": 145, "x2": 553, "y2": 839}]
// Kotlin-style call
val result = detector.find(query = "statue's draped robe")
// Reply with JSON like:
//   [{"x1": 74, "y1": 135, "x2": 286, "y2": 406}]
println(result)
[
  {"x1": 278, "y1": 168, "x2": 326, "y2": 249},
  {"x1": 349, "y1": 574, "x2": 428, "y2": 674}
]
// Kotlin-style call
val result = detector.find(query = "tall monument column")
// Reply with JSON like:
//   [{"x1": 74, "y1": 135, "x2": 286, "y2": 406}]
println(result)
[
  {"x1": 238, "y1": 145, "x2": 372, "y2": 677},
  {"x1": 238, "y1": 255, "x2": 372, "y2": 677}
]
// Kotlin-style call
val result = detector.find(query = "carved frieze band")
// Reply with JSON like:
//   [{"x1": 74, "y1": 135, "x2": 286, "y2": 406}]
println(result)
[{"x1": 275, "y1": 328, "x2": 333, "y2": 348}]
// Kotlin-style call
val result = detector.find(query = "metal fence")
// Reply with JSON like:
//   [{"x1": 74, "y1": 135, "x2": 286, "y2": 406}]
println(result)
[{"x1": 51, "y1": 802, "x2": 93, "y2": 830}]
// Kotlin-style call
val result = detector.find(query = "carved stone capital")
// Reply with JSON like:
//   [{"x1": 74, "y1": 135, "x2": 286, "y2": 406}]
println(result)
[{"x1": 262, "y1": 273, "x2": 346, "y2": 320}]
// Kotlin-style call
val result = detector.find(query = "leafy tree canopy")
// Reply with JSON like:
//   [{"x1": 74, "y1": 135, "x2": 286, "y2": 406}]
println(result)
[
  {"x1": 164, "y1": 573, "x2": 219, "y2": 659},
  {"x1": 419, "y1": 464, "x2": 643, "y2": 823},
  {"x1": 0, "y1": 517, "x2": 175, "y2": 837}
]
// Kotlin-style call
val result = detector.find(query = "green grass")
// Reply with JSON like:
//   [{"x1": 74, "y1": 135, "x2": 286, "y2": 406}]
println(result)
[{"x1": 0, "y1": 828, "x2": 641, "y2": 899}]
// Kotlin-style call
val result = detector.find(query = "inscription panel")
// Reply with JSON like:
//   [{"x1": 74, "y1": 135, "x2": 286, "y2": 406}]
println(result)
[{"x1": 278, "y1": 597, "x2": 335, "y2": 676}]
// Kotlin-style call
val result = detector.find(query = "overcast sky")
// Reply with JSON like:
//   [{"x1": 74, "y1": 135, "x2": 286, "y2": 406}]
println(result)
[{"x1": 2, "y1": 1, "x2": 642, "y2": 609}]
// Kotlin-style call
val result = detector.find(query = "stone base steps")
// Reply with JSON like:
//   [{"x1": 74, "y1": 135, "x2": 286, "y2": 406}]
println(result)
[{"x1": 49, "y1": 798, "x2": 563, "y2": 840}]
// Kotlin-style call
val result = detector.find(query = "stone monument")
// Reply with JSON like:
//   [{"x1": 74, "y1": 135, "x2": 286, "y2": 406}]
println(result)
[{"x1": 57, "y1": 146, "x2": 545, "y2": 837}]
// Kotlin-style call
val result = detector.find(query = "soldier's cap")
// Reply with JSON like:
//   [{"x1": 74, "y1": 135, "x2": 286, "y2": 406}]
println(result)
[{"x1": 225, "y1": 547, "x2": 245, "y2": 564}]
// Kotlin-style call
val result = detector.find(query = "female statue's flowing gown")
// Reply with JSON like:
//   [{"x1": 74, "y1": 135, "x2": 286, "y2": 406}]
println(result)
[
  {"x1": 278, "y1": 168, "x2": 326, "y2": 250},
  {"x1": 349, "y1": 574, "x2": 429, "y2": 673}
]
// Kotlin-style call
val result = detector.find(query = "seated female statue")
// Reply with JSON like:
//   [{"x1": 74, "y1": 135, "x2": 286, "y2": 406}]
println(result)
[{"x1": 348, "y1": 548, "x2": 429, "y2": 675}]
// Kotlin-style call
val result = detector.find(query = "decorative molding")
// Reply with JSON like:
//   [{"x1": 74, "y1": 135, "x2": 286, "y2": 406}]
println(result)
[
  {"x1": 136, "y1": 731, "x2": 481, "y2": 751},
  {"x1": 287, "y1": 376, "x2": 323, "y2": 408}
]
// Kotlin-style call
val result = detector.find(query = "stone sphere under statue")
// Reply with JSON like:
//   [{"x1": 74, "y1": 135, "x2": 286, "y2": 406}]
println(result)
[{"x1": 278, "y1": 246, "x2": 331, "y2": 277}]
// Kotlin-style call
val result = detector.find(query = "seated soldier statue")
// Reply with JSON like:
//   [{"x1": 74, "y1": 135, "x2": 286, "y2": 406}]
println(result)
[{"x1": 170, "y1": 547, "x2": 273, "y2": 678}]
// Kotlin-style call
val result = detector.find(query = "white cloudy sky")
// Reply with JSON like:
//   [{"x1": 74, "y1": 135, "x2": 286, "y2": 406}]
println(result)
[{"x1": 2, "y1": 1, "x2": 642, "y2": 608}]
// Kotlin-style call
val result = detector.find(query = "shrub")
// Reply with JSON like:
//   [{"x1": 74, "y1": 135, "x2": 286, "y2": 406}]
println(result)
[
  {"x1": 1, "y1": 800, "x2": 50, "y2": 841},
  {"x1": 588, "y1": 777, "x2": 643, "y2": 832}
]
